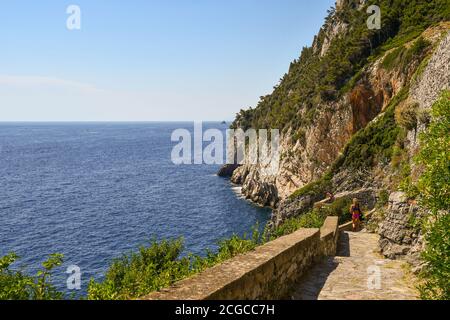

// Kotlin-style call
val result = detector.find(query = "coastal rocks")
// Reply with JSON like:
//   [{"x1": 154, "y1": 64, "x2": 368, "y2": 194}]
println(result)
[
  {"x1": 217, "y1": 164, "x2": 240, "y2": 178},
  {"x1": 378, "y1": 192, "x2": 425, "y2": 268},
  {"x1": 231, "y1": 165, "x2": 278, "y2": 207},
  {"x1": 230, "y1": 165, "x2": 249, "y2": 185}
]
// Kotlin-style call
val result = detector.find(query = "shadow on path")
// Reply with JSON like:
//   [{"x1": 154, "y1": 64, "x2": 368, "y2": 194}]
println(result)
[
  {"x1": 291, "y1": 257, "x2": 339, "y2": 300},
  {"x1": 291, "y1": 231, "x2": 350, "y2": 300},
  {"x1": 336, "y1": 231, "x2": 350, "y2": 257}
]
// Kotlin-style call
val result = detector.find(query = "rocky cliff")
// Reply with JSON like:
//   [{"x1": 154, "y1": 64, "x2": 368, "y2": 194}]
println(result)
[
  {"x1": 221, "y1": 0, "x2": 450, "y2": 268},
  {"x1": 227, "y1": 5, "x2": 449, "y2": 203},
  {"x1": 377, "y1": 29, "x2": 450, "y2": 268}
]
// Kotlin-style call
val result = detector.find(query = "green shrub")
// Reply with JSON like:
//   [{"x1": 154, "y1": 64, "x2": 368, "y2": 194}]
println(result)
[
  {"x1": 415, "y1": 91, "x2": 450, "y2": 300},
  {"x1": 0, "y1": 253, "x2": 64, "y2": 300},
  {"x1": 381, "y1": 37, "x2": 431, "y2": 72},
  {"x1": 381, "y1": 47, "x2": 404, "y2": 70},
  {"x1": 419, "y1": 214, "x2": 450, "y2": 300},
  {"x1": 88, "y1": 227, "x2": 264, "y2": 300},
  {"x1": 231, "y1": 1, "x2": 448, "y2": 133},
  {"x1": 391, "y1": 145, "x2": 406, "y2": 168},
  {"x1": 289, "y1": 172, "x2": 333, "y2": 200},
  {"x1": 326, "y1": 197, "x2": 353, "y2": 223},
  {"x1": 87, "y1": 239, "x2": 191, "y2": 300},
  {"x1": 416, "y1": 91, "x2": 450, "y2": 212},
  {"x1": 395, "y1": 100, "x2": 420, "y2": 130},
  {"x1": 377, "y1": 189, "x2": 390, "y2": 208},
  {"x1": 269, "y1": 209, "x2": 328, "y2": 240}
]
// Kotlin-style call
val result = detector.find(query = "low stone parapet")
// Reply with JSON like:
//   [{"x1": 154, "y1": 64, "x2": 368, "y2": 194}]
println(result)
[{"x1": 142, "y1": 216, "x2": 340, "y2": 300}]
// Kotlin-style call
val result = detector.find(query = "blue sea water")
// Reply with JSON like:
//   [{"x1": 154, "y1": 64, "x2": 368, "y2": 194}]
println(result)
[{"x1": 0, "y1": 122, "x2": 270, "y2": 295}]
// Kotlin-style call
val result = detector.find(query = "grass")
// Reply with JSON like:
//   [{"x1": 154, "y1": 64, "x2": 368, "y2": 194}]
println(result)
[
  {"x1": 381, "y1": 37, "x2": 431, "y2": 72},
  {"x1": 381, "y1": 47, "x2": 405, "y2": 70},
  {"x1": 289, "y1": 172, "x2": 333, "y2": 200}
]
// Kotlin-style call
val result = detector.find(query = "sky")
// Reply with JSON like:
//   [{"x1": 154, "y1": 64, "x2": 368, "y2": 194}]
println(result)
[{"x1": 0, "y1": 0, "x2": 335, "y2": 121}]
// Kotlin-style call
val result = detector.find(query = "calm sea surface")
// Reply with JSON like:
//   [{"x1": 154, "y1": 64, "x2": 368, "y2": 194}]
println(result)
[{"x1": 0, "y1": 122, "x2": 270, "y2": 294}]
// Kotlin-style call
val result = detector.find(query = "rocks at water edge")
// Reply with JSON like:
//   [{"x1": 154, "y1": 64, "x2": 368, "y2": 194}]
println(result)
[
  {"x1": 231, "y1": 165, "x2": 279, "y2": 208},
  {"x1": 217, "y1": 164, "x2": 240, "y2": 177}
]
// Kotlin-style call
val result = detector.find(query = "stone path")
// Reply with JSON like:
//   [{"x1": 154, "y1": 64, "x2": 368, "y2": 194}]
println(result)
[{"x1": 291, "y1": 231, "x2": 419, "y2": 300}]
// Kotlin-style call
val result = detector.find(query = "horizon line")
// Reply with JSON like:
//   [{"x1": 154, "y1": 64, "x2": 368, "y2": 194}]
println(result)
[{"x1": 0, "y1": 120, "x2": 233, "y2": 123}]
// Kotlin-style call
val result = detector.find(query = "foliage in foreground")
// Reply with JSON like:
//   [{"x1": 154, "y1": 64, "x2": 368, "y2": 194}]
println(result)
[
  {"x1": 415, "y1": 91, "x2": 450, "y2": 300},
  {"x1": 87, "y1": 228, "x2": 263, "y2": 300},
  {"x1": 87, "y1": 205, "x2": 353, "y2": 300},
  {"x1": 0, "y1": 253, "x2": 64, "y2": 300},
  {"x1": 1, "y1": 210, "x2": 335, "y2": 301}
]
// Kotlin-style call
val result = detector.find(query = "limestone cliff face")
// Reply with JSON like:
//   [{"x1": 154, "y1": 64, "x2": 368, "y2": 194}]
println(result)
[
  {"x1": 376, "y1": 30, "x2": 450, "y2": 267},
  {"x1": 222, "y1": 1, "x2": 450, "y2": 276},
  {"x1": 231, "y1": 25, "x2": 449, "y2": 209},
  {"x1": 407, "y1": 28, "x2": 450, "y2": 155}
]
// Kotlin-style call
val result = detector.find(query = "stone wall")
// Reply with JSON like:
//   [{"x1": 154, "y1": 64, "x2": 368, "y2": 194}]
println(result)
[
  {"x1": 320, "y1": 216, "x2": 340, "y2": 256},
  {"x1": 142, "y1": 216, "x2": 340, "y2": 300}
]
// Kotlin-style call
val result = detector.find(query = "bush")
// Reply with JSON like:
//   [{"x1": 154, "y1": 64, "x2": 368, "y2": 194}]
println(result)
[
  {"x1": 0, "y1": 253, "x2": 64, "y2": 300},
  {"x1": 87, "y1": 239, "x2": 194, "y2": 300},
  {"x1": 415, "y1": 91, "x2": 450, "y2": 300},
  {"x1": 419, "y1": 213, "x2": 450, "y2": 300},
  {"x1": 395, "y1": 100, "x2": 420, "y2": 130},
  {"x1": 269, "y1": 209, "x2": 328, "y2": 240},
  {"x1": 399, "y1": 162, "x2": 420, "y2": 200},
  {"x1": 290, "y1": 172, "x2": 333, "y2": 200},
  {"x1": 377, "y1": 189, "x2": 390, "y2": 208},
  {"x1": 416, "y1": 91, "x2": 450, "y2": 212},
  {"x1": 231, "y1": 1, "x2": 447, "y2": 133},
  {"x1": 326, "y1": 197, "x2": 353, "y2": 223},
  {"x1": 88, "y1": 227, "x2": 263, "y2": 300},
  {"x1": 270, "y1": 196, "x2": 355, "y2": 240}
]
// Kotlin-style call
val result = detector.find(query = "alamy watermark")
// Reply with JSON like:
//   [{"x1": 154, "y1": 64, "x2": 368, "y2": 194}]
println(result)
[
  {"x1": 367, "y1": 5, "x2": 381, "y2": 30},
  {"x1": 66, "y1": 5, "x2": 81, "y2": 30},
  {"x1": 367, "y1": 264, "x2": 382, "y2": 290},
  {"x1": 66, "y1": 265, "x2": 82, "y2": 290},
  {"x1": 171, "y1": 122, "x2": 280, "y2": 177}
]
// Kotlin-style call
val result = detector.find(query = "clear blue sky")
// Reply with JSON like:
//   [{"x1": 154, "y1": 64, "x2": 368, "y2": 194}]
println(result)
[{"x1": 0, "y1": 0, "x2": 335, "y2": 121}]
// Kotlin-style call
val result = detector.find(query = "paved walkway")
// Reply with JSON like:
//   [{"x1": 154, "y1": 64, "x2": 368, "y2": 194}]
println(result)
[{"x1": 291, "y1": 231, "x2": 419, "y2": 300}]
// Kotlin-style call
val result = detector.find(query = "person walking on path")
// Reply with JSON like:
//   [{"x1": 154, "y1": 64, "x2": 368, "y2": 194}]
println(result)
[{"x1": 350, "y1": 198, "x2": 362, "y2": 231}]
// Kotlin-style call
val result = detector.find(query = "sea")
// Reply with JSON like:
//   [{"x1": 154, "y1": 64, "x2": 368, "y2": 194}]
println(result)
[{"x1": 0, "y1": 122, "x2": 270, "y2": 295}]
